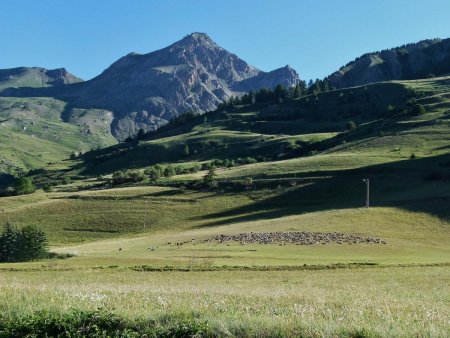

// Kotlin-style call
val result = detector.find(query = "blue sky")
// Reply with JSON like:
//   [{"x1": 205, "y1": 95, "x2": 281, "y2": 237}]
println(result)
[{"x1": 1, "y1": 0, "x2": 449, "y2": 81}]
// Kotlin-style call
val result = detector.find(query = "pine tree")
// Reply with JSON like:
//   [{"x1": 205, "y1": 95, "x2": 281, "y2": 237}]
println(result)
[
  {"x1": 203, "y1": 166, "x2": 217, "y2": 184},
  {"x1": 184, "y1": 144, "x2": 190, "y2": 156},
  {"x1": 20, "y1": 225, "x2": 48, "y2": 260},
  {"x1": 321, "y1": 79, "x2": 330, "y2": 92},
  {"x1": 0, "y1": 224, "x2": 48, "y2": 262},
  {"x1": 293, "y1": 84, "x2": 301, "y2": 98},
  {"x1": 1, "y1": 223, "x2": 19, "y2": 262}
]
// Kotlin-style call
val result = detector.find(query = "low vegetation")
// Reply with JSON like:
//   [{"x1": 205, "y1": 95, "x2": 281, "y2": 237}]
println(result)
[{"x1": 0, "y1": 267, "x2": 448, "y2": 337}]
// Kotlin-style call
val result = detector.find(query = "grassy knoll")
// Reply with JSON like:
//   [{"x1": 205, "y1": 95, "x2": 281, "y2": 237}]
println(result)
[{"x1": 0, "y1": 266, "x2": 448, "y2": 337}]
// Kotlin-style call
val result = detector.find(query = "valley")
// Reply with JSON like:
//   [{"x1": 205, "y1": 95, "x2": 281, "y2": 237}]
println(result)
[{"x1": 0, "y1": 32, "x2": 449, "y2": 337}]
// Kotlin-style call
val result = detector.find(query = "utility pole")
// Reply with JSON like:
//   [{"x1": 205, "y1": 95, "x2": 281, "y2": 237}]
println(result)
[
  {"x1": 362, "y1": 179, "x2": 370, "y2": 208},
  {"x1": 143, "y1": 199, "x2": 148, "y2": 229}
]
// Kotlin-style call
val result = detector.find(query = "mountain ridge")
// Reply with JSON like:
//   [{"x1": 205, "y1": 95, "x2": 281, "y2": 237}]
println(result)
[
  {"x1": 0, "y1": 67, "x2": 82, "y2": 90},
  {"x1": 326, "y1": 38, "x2": 450, "y2": 88},
  {"x1": 0, "y1": 33, "x2": 300, "y2": 140}
]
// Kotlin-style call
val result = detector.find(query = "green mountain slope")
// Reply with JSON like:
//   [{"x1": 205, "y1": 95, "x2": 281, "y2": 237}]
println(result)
[
  {"x1": 44, "y1": 76, "x2": 447, "y2": 228},
  {"x1": 0, "y1": 67, "x2": 82, "y2": 90},
  {"x1": 0, "y1": 96, "x2": 116, "y2": 176},
  {"x1": 326, "y1": 38, "x2": 450, "y2": 88},
  {"x1": 78, "y1": 77, "x2": 450, "y2": 176}
]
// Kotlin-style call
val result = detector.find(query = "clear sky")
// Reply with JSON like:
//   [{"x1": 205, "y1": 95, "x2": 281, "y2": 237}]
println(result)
[{"x1": 1, "y1": 0, "x2": 449, "y2": 81}]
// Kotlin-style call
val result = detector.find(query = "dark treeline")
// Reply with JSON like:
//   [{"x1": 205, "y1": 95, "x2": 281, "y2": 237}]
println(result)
[
  {"x1": 332, "y1": 38, "x2": 443, "y2": 74},
  {"x1": 217, "y1": 80, "x2": 332, "y2": 109},
  {"x1": 125, "y1": 80, "x2": 334, "y2": 142},
  {"x1": 0, "y1": 223, "x2": 48, "y2": 262}
]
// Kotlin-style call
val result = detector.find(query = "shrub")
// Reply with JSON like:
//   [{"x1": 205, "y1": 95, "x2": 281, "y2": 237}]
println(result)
[
  {"x1": 201, "y1": 162, "x2": 212, "y2": 171},
  {"x1": 175, "y1": 166, "x2": 187, "y2": 175},
  {"x1": 112, "y1": 170, "x2": 145, "y2": 185},
  {"x1": 346, "y1": 120, "x2": 357, "y2": 131},
  {"x1": 188, "y1": 165, "x2": 200, "y2": 173},
  {"x1": 144, "y1": 167, "x2": 161, "y2": 181},
  {"x1": 13, "y1": 177, "x2": 35, "y2": 195},
  {"x1": 203, "y1": 166, "x2": 218, "y2": 186},
  {"x1": 410, "y1": 103, "x2": 426, "y2": 116},
  {"x1": 164, "y1": 166, "x2": 176, "y2": 177}
]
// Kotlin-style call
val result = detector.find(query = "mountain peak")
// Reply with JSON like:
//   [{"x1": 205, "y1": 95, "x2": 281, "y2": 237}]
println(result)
[
  {"x1": 175, "y1": 32, "x2": 219, "y2": 48},
  {"x1": 6, "y1": 33, "x2": 299, "y2": 139},
  {"x1": 184, "y1": 32, "x2": 212, "y2": 41}
]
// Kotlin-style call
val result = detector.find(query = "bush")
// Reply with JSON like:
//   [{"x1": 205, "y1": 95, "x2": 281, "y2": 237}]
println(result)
[
  {"x1": 189, "y1": 164, "x2": 201, "y2": 173},
  {"x1": 203, "y1": 166, "x2": 218, "y2": 186},
  {"x1": 112, "y1": 170, "x2": 146, "y2": 185},
  {"x1": 201, "y1": 162, "x2": 212, "y2": 171},
  {"x1": 42, "y1": 184, "x2": 53, "y2": 192},
  {"x1": 164, "y1": 166, "x2": 176, "y2": 177},
  {"x1": 346, "y1": 120, "x2": 357, "y2": 131},
  {"x1": 13, "y1": 177, "x2": 35, "y2": 195},
  {"x1": 144, "y1": 167, "x2": 162, "y2": 181},
  {"x1": 237, "y1": 157, "x2": 257, "y2": 165},
  {"x1": 410, "y1": 103, "x2": 426, "y2": 116}
]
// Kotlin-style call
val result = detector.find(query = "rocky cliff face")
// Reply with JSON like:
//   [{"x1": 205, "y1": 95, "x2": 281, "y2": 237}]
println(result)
[
  {"x1": 0, "y1": 67, "x2": 82, "y2": 90},
  {"x1": 68, "y1": 33, "x2": 300, "y2": 139},
  {"x1": 327, "y1": 38, "x2": 450, "y2": 89}
]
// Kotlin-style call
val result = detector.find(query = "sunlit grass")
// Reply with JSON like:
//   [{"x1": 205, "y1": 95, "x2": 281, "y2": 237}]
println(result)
[{"x1": 0, "y1": 266, "x2": 448, "y2": 337}]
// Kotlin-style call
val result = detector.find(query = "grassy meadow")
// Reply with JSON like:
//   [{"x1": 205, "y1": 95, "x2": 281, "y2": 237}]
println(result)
[
  {"x1": 0, "y1": 77, "x2": 450, "y2": 336},
  {"x1": 1, "y1": 266, "x2": 448, "y2": 337}
]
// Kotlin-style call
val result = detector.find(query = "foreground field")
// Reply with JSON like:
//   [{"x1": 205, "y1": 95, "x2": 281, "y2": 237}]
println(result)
[{"x1": 0, "y1": 266, "x2": 448, "y2": 337}]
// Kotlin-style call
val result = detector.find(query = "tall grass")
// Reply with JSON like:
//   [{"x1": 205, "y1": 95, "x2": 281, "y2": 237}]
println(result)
[{"x1": 0, "y1": 267, "x2": 448, "y2": 337}]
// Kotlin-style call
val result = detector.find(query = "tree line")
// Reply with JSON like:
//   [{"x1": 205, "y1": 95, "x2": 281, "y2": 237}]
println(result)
[{"x1": 217, "y1": 80, "x2": 332, "y2": 109}]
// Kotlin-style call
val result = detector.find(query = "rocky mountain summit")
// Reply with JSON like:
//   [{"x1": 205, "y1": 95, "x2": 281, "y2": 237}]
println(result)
[
  {"x1": 0, "y1": 67, "x2": 82, "y2": 90},
  {"x1": 0, "y1": 33, "x2": 300, "y2": 140},
  {"x1": 68, "y1": 32, "x2": 300, "y2": 138},
  {"x1": 326, "y1": 38, "x2": 450, "y2": 88}
]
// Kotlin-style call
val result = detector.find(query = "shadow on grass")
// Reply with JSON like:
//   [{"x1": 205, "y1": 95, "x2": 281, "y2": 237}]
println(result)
[{"x1": 195, "y1": 153, "x2": 450, "y2": 227}]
